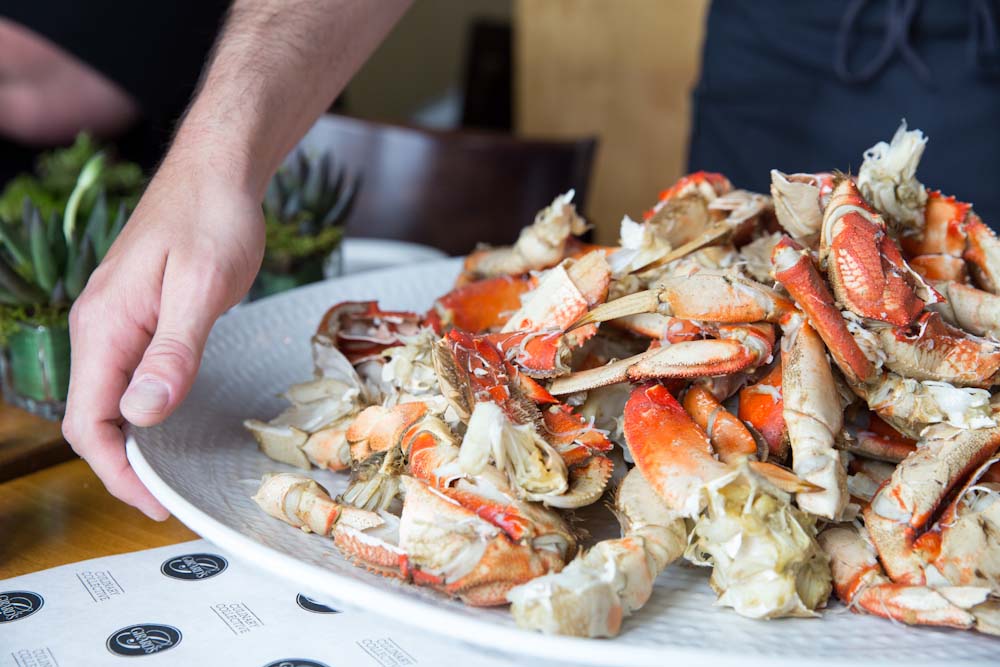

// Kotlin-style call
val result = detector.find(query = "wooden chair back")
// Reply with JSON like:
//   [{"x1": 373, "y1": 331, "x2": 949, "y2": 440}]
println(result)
[{"x1": 296, "y1": 114, "x2": 597, "y2": 255}]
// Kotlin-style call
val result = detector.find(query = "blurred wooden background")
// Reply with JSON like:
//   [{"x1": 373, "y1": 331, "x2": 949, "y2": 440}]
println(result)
[{"x1": 514, "y1": 0, "x2": 710, "y2": 243}]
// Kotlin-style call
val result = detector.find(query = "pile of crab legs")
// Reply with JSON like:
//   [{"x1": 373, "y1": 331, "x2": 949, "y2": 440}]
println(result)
[{"x1": 246, "y1": 123, "x2": 1000, "y2": 638}]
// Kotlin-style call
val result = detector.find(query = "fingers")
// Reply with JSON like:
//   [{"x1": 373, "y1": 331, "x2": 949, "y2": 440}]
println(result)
[
  {"x1": 120, "y1": 259, "x2": 232, "y2": 426},
  {"x1": 63, "y1": 292, "x2": 168, "y2": 521},
  {"x1": 72, "y1": 419, "x2": 169, "y2": 521}
]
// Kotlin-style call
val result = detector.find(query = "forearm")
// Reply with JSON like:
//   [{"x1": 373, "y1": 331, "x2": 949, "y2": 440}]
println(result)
[{"x1": 170, "y1": 0, "x2": 410, "y2": 197}]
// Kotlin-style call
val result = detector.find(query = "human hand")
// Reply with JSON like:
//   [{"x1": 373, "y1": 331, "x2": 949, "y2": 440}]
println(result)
[{"x1": 62, "y1": 147, "x2": 265, "y2": 520}]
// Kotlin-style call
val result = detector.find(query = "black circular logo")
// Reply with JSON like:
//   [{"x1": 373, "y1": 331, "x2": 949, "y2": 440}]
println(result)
[
  {"x1": 106, "y1": 624, "x2": 182, "y2": 657},
  {"x1": 295, "y1": 594, "x2": 340, "y2": 614},
  {"x1": 160, "y1": 553, "x2": 228, "y2": 581},
  {"x1": 0, "y1": 591, "x2": 44, "y2": 623},
  {"x1": 263, "y1": 661, "x2": 329, "y2": 667}
]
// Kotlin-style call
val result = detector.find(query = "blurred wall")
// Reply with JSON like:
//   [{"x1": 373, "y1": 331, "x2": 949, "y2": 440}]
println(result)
[
  {"x1": 344, "y1": 0, "x2": 512, "y2": 126},
  {"x1": 515, "y1": 0, "x2": 710, "y2": 243}
]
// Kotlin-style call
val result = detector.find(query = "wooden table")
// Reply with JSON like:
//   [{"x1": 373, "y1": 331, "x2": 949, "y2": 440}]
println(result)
[
  {"x1": 0, "y1": 400, "x2": 75, "y2": 482},
  {"x1": 0, "y1": 458, "x2": 196, "y2": 579}
]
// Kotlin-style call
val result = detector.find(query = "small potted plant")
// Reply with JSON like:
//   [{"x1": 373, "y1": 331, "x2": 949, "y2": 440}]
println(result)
[
  {"x1": 251, "y1": 150, "x2": 360, "y2": 299},
  {"x1": 0, "y1": 133, "x2": 142, "y2": 223},
  {"x1": 0, "y1": 151, "x2": 131, "y2": 419}
]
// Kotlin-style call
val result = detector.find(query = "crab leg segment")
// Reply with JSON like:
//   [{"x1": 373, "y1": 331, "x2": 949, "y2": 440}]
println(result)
[
  {"x1": 501, "y1": 250, "x2": 611, "y2": 335},
  {"x1": 254, "y1": 473, "x2": 407, "y2": 578},
  {"x1": 864, "y1": 423, "x2": 1000, "y2": 585},
  {"x1": 782, "y1": 319, "x2": 848, "y2": 520},
  {"x1": 459, "y1": 190, "x2": 588, "y2": 284},
  {"x1": 844, "y1": 413, "x2": 917, "y2": 463}
]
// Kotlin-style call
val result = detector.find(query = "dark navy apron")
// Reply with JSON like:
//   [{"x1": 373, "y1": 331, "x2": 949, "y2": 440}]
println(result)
[{"x1": 689, "y1": 0, "x2": 1000, "y2": 227}]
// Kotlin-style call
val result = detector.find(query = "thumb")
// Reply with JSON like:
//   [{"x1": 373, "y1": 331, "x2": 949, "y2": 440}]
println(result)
[{"x1": 121, "y1": 270, "x2": 227, "y2": 427}]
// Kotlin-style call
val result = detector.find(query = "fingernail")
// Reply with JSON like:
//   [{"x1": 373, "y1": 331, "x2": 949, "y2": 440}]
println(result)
[{"x1": 122, "y1": 378, "x2": 170, "y2": 415}]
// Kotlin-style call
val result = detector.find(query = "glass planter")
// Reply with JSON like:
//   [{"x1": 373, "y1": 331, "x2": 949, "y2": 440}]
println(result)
[
  {"x1": 250, "y1": 243, "x2": 343, "y2": 300},
  {"x1": 0, "y1": 319, "x2": 71, "y2": 420}
]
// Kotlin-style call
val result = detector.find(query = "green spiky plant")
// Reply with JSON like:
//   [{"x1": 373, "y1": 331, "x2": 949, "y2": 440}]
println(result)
[
  {"x1": 0, "y1": 155, "x2": 125, "y2": 328},
  {"x1": 0, "y1": 133, "x2": 143, "y2": 223},
  {"x1": 254, "y1": 150, "x2": 360, "y2": 298},
  {"x1": 0, "y1": 154, "x2": 129, "y2": 410}
]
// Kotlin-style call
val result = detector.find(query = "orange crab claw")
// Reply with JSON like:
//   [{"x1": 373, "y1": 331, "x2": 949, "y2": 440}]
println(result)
[
  {"x1": 821, "y1": 178, "x2": 940, "y2": 326},
  {"x1": 683, "y1": 384, "x2": 758, "y2": 464},
  {"x1": 549, "y1": 325, "x2": 774, "y2": 396},
  {"x1": 624, "y1": 383, "x2": 726, "y2": 513},
  {"x1": 738, "y1": 362, "x2": 787, "y2": 461},
  {"x1": 610, "y1": 313, "x2": 706, "y2": 343},
  {"x1": 634, "y1": 324, "x2": 774, "y2": 380},
  {"x1": 771, "y1": 236, "x2": 876, "y2": 384}
]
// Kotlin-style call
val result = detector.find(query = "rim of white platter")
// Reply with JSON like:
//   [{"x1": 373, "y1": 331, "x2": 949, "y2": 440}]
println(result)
[{"x1": 128, "y1": 258, "x2": 998, "y2": 666}]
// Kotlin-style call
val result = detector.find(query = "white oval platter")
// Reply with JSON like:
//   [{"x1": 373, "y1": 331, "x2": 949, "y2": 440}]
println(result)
[{"x1": 127, "y1": 258, "x2": 998, "y2": 666}]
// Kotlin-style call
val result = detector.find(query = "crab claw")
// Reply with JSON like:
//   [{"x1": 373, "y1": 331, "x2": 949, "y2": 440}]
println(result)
[
  {"x1": 623, "y1": 383, "x2": 815, "y2": 515},
  {"x1": 570, "y1": 271, "x2": 793, "y2": 331},
  {"x1": 876, "y1": 311, "x2": 1000, "y2": 388},
  {"x1": 549, "y1": 325, "x2": 774, "y2": 396},
  {"x1": 864, "y1": 422, "x2": 1000, "y2": 586},
  {"x1": 819, "y1": 524, "x2": 1000, "y2": 635},
  {"x1": 738, "y1": 362, "x2": 788, "y2": 460},
  {"x1": 820, "y1": 178, "x2": 940, "y2": 327},
  {"x1": 771, "y1": 236, "x2": 876, "y2": 384}
]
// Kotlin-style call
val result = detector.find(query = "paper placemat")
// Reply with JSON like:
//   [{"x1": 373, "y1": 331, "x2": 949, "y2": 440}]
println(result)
[{"x1": 0, "y1": 540, "x2": 539, "y2": 667}]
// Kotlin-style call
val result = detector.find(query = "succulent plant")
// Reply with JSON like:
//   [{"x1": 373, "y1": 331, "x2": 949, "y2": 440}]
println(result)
[
  {"x1": 0, "y1": 154, "x2": 126, "y2": 312},
  {"x1": 0, "y1": 133, "x2": 142, "y2": 223},
  {"x1": 262, "y1": 149, "x2": 360, "y2": 271}
]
